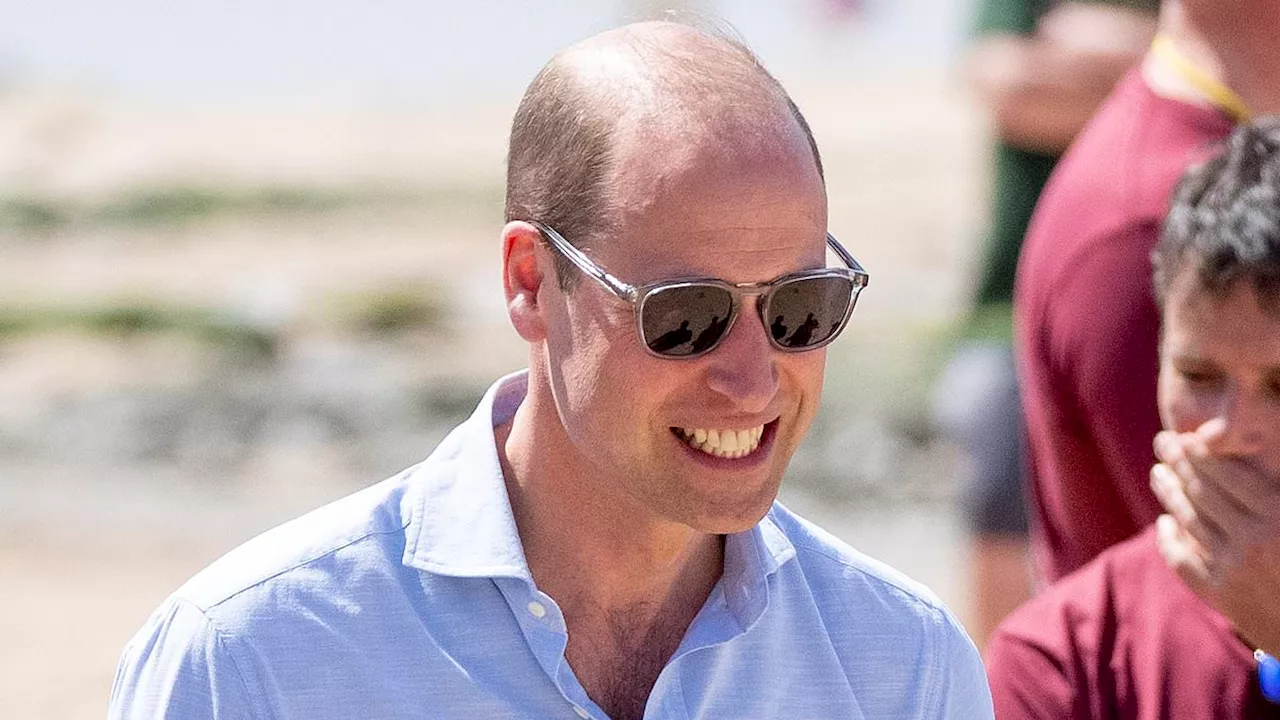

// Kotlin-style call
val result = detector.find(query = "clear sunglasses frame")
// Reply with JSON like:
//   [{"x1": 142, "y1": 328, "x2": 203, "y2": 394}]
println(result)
[{"x1": 529, "y1": 220, "x2": 870, "y2": 359}]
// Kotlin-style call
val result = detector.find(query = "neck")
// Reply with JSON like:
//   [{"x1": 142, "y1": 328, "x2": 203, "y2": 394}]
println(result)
[
  {"x1": 1148, "y1": 3, "x2": 1280, "y2": 117},
  {"x1": 1144, "y1": 11, "x2": 1232, "y2": 114},
  {"x1": 1222, "y1": 61, "x2": 1280, "y2": 118},
  {"x1": 497, "y1": 368, "x2": 724, "y2": 615}
]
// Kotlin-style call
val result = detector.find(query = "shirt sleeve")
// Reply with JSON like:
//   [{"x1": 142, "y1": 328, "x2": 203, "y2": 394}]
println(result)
[
  {"x1": 1045, "y1": 221, "x2": 1165, "y2": 537},
  {"x1": 929, "y1": 608, "x2": 996, "y2": 718},
  {"x1": 109, "y1": 598, "x2": 263, "y2": 720}
]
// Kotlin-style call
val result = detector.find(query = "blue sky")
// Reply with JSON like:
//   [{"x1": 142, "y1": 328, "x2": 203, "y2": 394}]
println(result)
[{"x1": 0, "y1": 0, "x2": 968, "y2": 108}]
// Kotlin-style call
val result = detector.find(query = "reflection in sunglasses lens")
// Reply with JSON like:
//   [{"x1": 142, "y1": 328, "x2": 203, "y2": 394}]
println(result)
[
  {"x1": 767, "y1": 276, "x2": 853, "y2": 349},
  {"x1": 641, "y1": 276, "x2": 854, "y2": 357},
  {"x1": 643, "y1": 285, "x2": 734, "y2": 356}
]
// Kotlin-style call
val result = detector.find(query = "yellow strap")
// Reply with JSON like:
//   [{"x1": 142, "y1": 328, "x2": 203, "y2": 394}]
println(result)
[{"x1": 1149, "y1": 34, "x2": 1252, "y2": 122}]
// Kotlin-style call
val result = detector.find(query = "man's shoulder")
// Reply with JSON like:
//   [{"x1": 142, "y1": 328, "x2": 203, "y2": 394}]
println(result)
[
  {"x1": 1024, "y1": 72, "x2": 1233, "y2": 267},
  {"x1": 767, "y1": 503, "x2": 962, "y2": 635},
  {"x1": 172, "y1": 467, "x2": 419, "y2": 616},
  {"x1": 1010, "y1": 527, "x2": 1212, "y2": 643},
  {"x1": 766, "y1": 503, "x2": 993, "y2": 716},
  {"x1": 987, "y1": 529, "x2": 1255, "y2": 716},
  {"x1": 990, "y1": 528, "x2": 1160, "y2": 663}
]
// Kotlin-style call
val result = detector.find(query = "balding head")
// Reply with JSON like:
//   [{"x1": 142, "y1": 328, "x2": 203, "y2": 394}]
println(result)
[{"x1": 504, "y1": 22, "x2": 824, "y2": 289}]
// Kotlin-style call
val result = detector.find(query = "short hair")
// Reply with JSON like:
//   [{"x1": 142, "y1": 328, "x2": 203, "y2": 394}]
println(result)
[
  {"x1": 504, "y1": 23, "x2": 825, "y2": 290},
  {"x1": 1154, "y1": 117, "x2": 1280, "y2": 314}
]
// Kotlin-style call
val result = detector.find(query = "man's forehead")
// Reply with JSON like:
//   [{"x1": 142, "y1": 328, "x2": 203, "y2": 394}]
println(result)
[
  {"x1": 597, "y1": 154, "x2": 828, "y2": 282},
  {"x1": 1163, "y1": 278, "x2": 1280, "y2": 357},
  {"x1": 608, "y1": 118, "x2": 823, "y2": 208}
]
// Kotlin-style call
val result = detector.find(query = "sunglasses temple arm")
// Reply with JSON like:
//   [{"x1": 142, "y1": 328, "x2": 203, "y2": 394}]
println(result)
[
  {"x1": 532, "y1": 221, "x2": 639, "y2": 301},
  {"x1": 825, "y1": 234, "x2": 868, "y2": 283},
  {"x1": 596, "y1": 271, "x2": 636, "y2": 300},
  {"x1": 562, "y1": 247, "x2": 637, "y2": 300}
]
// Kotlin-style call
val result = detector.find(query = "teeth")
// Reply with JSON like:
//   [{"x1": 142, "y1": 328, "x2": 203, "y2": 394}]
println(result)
[
  {"x1": 721, "y1": 430, "x2": 738, "y2": 453},
  {"x1": 676, "y1": 423, "x2": 766, "y2": 458}
]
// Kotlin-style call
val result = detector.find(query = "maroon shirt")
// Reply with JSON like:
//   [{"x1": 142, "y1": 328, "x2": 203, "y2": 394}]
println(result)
[
  {"x1": 986, "y1": 527, "x2": 1280, "y2": 719},
  {"x1": 1014, "y1": 69, "x2": 1234, "y2": 582}
]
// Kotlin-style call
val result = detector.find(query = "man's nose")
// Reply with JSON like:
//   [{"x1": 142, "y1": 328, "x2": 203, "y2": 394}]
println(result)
[
  {"x1": 703, "y1": 303, "x2": 780, "y2": 411},
  {"x1": 1201, "y1": 387, "x2": 1267, "y2": 456}
]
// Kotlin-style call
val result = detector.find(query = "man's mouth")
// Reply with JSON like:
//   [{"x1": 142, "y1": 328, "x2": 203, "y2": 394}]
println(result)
[{"x1": 673, "y1": 424, "x2": 766, "y2": 459}]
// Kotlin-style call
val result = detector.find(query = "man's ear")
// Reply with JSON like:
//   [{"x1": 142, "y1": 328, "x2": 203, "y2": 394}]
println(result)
[{"x1": 502, "y1": 221, "x2": 550, "y2": 342}]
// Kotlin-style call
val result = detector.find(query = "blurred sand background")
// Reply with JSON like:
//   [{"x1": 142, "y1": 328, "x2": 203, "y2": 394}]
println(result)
[{"x1": 0, "y1": 2, "x2": 991, "y2": 717}]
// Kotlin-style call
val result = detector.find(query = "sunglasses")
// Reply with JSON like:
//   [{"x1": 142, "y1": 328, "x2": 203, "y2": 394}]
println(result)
[{"x1": 531, "y1": 221, "x2": 869, "y2": 359}]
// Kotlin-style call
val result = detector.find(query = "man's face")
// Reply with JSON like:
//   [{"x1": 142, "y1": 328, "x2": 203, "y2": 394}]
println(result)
[
  {"x1": 1158, "y1": 269, "x2": 1280, "y2": 478},
  {"x1": 537, "y1": 117, "x2": 831, "y2": 534}
]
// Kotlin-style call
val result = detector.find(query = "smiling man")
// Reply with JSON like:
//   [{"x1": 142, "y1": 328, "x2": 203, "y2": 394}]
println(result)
[{"x1": 110, "y1": 22, "x2": 991, "y2": 720}]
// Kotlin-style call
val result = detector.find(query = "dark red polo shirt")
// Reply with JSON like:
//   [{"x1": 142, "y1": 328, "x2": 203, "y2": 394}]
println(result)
[
  {"x1": 1014, "y1": 69, "x2": 1234, "y2": 582},
  {"x1": 986, "y1": 527, "x2": 1280, "y2": 719}
]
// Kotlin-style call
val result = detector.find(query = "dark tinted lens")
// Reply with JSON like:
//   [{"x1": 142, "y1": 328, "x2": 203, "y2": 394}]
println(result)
[
  {"x1": 640, "y1": 284, "x2": 735, "y2": 357},
  {"x1": 765, "y1": 275, "x2": 854, "y2": 350}
]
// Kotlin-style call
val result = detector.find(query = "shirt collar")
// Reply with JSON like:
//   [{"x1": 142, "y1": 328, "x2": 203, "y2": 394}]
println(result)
[
  {"x1": 401, "y1": 370, "x2": 533, "y2": 580},
  {"x1": 722, "y1": 508, "x2": 796, "y2": 626},
  {"x1": 400, "y1": 369, "x2": 798, "y2": 606}
]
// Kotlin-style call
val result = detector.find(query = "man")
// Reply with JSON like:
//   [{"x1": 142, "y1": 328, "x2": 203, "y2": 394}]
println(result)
[
  {"x1": 937, "y1": 0, "x2": 1155, "y2": 645},
  {"x1": 1013, "y1": 0, "x2": 1280, "y2": 583},
  {"x1": 986, "y1": 117, "x2": 1280, "y2": 717},
  {"x1": 110, "y1": 22, "x2": 992, "y2": 719}
]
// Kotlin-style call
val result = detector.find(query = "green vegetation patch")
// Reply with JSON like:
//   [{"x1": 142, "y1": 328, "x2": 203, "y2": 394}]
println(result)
[
  {"x1": 0, "y1": 199, "x2": 73, "y2": 233},
  {"x1": 0, "y1": 283, "x2": 449, "y2": 352},
  {"x1": 0, "y1": 300, "x2": 278, "y2": 358},
  {"x1": 0, "y1": 182, "x2": 504, "y2": 234},
  {"x1": 328, "y1": 286, "x2": 448, "y2": 335}
]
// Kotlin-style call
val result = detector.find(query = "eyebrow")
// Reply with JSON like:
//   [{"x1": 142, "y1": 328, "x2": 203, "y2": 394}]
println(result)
[{"x1": 1167, "y1": 352, "x2": 1216, "y2": 365}]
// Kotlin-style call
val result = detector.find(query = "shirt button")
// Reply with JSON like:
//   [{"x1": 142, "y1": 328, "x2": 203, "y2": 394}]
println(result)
[
  {"x1": 572, "y1": 705, "x2": 590, "y2": 719},
  {"x1": 527, "y1": 601, "x2": 547, "y2": 619}
]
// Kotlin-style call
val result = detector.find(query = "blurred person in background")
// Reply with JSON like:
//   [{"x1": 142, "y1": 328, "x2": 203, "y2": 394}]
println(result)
[
  {"x1": 109, "y1": 21, "x2": 993, "y2": 720},
  {"x1": 932, "y1": 0, "x2": 1156, "y2": 646},
  {"x1": 1012, "y1": 0, "x2": 1280, "y2": 585},
  {"x1": 986, "y1": 117, "x2": 1280, "y2": 718}
]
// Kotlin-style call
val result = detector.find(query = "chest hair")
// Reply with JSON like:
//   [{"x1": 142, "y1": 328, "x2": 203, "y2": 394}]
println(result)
[{"x1": 568, "y1": 604, "x2": 692, "y2": 720}]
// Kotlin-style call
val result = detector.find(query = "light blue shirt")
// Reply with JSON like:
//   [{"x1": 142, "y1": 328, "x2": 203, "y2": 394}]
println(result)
[{"x1": 111, "y1": 371, "x2": 993, "y2": 719}]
